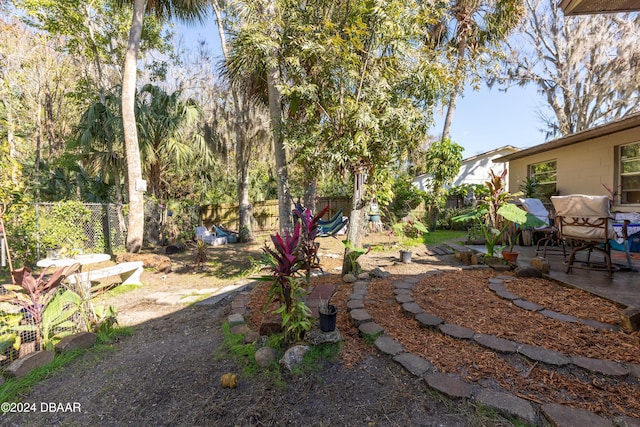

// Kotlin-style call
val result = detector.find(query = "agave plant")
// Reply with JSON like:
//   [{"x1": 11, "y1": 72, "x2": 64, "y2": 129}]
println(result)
[{"x1": 1, "y1": 264, "x2": 80, "y2": 351}]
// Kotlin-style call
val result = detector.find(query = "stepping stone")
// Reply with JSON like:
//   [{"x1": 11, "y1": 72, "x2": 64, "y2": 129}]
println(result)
[
  {"x1": 495, "y1": 275, "x2": 514, "y2": 281},
  {"x1": 495, "y1": 289, "x2": 519, "y2": 300},
  {"x1": 540, "y1": 309, "x2": 578, "y2": 323},
  {"x1": 228, "y1": 313, "x2": 244, "y2": 326},
  {"x1": 541, "y1": 403, "x2": 614, "y2": 427},
  {"x1": 359, "y1": 322, "x2": 384, "y2": 336},
  {"x1": 374, "y1": 336, "x2": 404, "y2": 356},
  {"x1": 393, "y1": 288, "x2": 412, "y2": 295},
  {"x1": 473, "y1": 334, "x2": 518, "y2": 353},
  {"x1": 488, "y1": 278, "x2": 505, "y2": 285},
  {"x1": 571, "y1": 356, "x2": 629, "y2": 377},
  {"x1": 439, "y1": 324, "x2": 475, "y2": 339},
  {"x1": 395, "y1": 294, "x2": 414, "y2": 304},
  {"x1": 402, "y1": 302, "x2": 424, "y2": 315},
  {"x1": 352, "y1": 281, "x2": 368, "y2": 294},
  {"x1": 627, "y1": 363, "x2": 640, "y2": 379},
  {"x1": 475, "y1": 389, "x2": 537, "y2": 425},
  {"x1": 350, "y1": 309, "x2": 372, "y2": 326},
  {"x1": 347, "y1": 299, "x2": 365, "y2": 310},
  {"x1": 415, "y1": 312, "x2": 444, "y2": 327},
  {"x1": 402, "y1": 276, "x2": 424, "y2": 284},
  {"x1": 393, "y1": 353, "x2": 434, "y2": 377},
  {"x1": 395, "y1": 280, "x2": 416, "y2": 290},
  {"x1": 424, "y1": 372, "x2": 473, "y2": 399},
  {"x1": 512, "y1": 299, "x2": 544, "y2": 312},
  {"x1": 579, "y1": 318, "x2": 619, "y2": 331},
  {"x1": 488, "y1": 281, "x2": 506, "y2": 292},
  {"x1": 518, "y1": 344, "x2": 570, "y2": 366}
]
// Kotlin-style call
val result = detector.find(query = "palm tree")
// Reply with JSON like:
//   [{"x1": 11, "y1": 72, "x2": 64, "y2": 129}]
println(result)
[
  {"x1": 437, "y1": 0, "x2": 524, "y2": 141},
  {"x1": 117, "y1": 0, "x2": 208, "y2": 253}
]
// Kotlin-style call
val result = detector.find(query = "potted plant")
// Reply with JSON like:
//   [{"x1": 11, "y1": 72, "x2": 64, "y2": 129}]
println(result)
[
  {"x1": 499, "y1": 203, "x2": 547, "y2": 262},
  {"x1": 318, "y1": 297, "x2": 337, "y2": 332},
  {"x1": 453, "y1": 170, "x2": 545, "y2": 261},
  {"x1": 392, "y1": 219, "x2": 428, "y2": 263}
]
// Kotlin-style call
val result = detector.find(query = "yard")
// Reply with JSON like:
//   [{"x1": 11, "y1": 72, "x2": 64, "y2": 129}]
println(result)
[{"x1": 1, "y1": 231, "x2": 639, "y2": 426}]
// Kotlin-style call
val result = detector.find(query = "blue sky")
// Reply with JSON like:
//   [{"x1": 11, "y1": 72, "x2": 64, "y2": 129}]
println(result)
[{"x1": 176, "y1": 21, "x2": 548, "y2": 160}]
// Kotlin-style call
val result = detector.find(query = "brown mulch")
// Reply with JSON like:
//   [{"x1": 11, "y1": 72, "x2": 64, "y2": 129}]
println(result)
[{"x1": 247, "y1": 264, "x2": 640, "y2": 419}]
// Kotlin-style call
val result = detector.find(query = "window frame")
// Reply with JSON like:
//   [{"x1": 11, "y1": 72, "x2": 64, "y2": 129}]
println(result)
[
  {"x1": 528, "y1": 159, "x2": 557, "y2": 197},
  {"x1": 618, "y1": 141, "x2": 640, "y2": 205}
]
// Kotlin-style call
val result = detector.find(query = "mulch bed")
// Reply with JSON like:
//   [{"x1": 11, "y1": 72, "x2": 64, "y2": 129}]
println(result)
[{"x1": 247, "y1": 267, "x2": 640, "y2": 419}]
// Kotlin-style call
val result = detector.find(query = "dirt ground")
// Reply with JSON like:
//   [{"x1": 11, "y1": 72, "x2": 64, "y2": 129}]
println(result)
[{"x1": 1, "y1": 232, "x2": 638, "y2": 426}]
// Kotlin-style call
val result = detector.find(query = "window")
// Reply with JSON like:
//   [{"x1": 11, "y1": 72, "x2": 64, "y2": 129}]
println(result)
[
  {"x1": 619, "y1": 142, "x2": 640, "y2": 204},
  {"x1": 529, "y1": 160, "x2": 557, "y2": 198}
]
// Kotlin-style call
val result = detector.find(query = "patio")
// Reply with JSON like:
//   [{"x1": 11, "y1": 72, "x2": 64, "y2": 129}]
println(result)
[{"x1": 467, "y1": 243, "x2": 640, "y2": 308}]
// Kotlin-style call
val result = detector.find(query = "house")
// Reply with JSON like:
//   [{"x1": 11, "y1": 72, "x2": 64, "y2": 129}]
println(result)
[
  {"x1": 413, "y1": 145, "x2": 520, "y2": 193},
  {"x1": 559, "y1": 0, "x2": 640, "y2": 15},
  {"x1": 494, "y1": 112, "x2": 640, "y2": 214}
]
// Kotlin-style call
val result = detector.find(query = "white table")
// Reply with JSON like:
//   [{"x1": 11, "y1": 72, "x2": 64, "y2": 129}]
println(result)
[{"x1": 36, "y1": 253, "x2": 111, "y2": 269}]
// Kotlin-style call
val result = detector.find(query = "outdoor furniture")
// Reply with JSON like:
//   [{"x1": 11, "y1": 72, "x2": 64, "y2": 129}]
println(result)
[
  {"x1": 66, "y1": 261, "x2": 144, "y2": 287},
  {"x1": 36, "y1": 253, "x2": 111, "y2": 269},
  {"x1": 551, "y1": 195, "x2": 618, "y2": 277},
  {"x1": 195, "y1": 226, "x2": 227, "y2": 246},
  {"x1": 521, "y1": 198, "x2": 565, "y2": 258}
]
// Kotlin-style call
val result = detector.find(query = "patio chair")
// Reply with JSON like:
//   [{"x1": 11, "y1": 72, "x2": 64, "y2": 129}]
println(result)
[
  {"x1": 551, "y1": 195, "x2": 618, "y2": 278},
  {"x1": 520, "y1": 198, "x2": 565, "y2": 258}
]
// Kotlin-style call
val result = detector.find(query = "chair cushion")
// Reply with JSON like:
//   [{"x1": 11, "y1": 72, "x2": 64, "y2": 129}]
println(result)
[
  {"x1": 521, "y1": 198, "x2": 550, "y2": 226},
  {"x1": 551, "y1": 195, "x2": 617, "y2": 240}
]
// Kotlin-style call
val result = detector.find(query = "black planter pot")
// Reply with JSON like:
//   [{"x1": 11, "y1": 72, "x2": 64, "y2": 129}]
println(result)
[{"x1": 319, "y1": 304, "x2": 338, "y2": 332}]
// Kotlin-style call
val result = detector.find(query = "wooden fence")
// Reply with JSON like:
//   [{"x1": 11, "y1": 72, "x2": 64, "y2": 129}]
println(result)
[{"x1": 200, "y1": 197, "x2": 352, "y2": 232}]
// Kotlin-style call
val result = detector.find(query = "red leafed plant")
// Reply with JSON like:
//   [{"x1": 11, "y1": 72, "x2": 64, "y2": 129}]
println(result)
[{"x1": 1, "y1": 264, "x2": 80, "y2": 350}]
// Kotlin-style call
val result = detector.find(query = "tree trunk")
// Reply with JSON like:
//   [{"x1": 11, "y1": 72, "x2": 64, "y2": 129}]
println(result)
[
  {"x1": 342, "y1": 168, "x2": 368, "y2": 274},
  {"x1": 121, "y1": 0, "x2": 145, "y2": 253},
  {"x1": 264, "y1": 0, "x2": 292, "y2": 234},
  {"x1": 214, "y1": 1, "x2": 255, "y2": 242},
  {"x1": 303, "y1": 178, "x2": 317, "y2": 214}
]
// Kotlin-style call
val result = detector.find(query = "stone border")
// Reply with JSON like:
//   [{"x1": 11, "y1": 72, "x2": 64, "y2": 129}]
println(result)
[
  {"x1": 348, "y1": 266, "x2": 640, "y2": 427},
  {"x1": 487, "y1": 275, "x2": 619, "y2": 332}
]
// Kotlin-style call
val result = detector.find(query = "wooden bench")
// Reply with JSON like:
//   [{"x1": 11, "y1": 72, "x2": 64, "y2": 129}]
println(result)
[{"x1": 67, "y1": 261, "x2": 144, "y2": 286}]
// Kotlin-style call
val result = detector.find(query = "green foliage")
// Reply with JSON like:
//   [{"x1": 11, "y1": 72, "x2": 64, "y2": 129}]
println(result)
[
  {"x1": 452, "y1": 170, "x2": 544, "y2": 256},
  {"x1": 341, "y1": 240, "x2": 370, "y2": 275},
  {"x1": 39, "y1": 201, "x2": 92, "y2": 253},
  {"x1": 519, "y1": 177, "x2": 538, "y2": 198},
  {"x1": 387, "y1": 174, "x2": 427, "y2": 221}
]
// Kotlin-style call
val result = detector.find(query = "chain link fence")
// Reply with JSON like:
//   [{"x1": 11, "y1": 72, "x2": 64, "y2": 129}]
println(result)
[{"x1": 34, "y1": 202, "x2": 126, "y2": 259}]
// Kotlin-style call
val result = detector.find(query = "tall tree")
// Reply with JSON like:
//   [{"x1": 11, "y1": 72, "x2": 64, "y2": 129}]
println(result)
[
  {"x1": 435, "y1": 0, "x2": 525, "y2": 141},
  {"x1": 495, "y1": 0, "x2": 640, "y2": 138},
  {"x1": 117, "y1": 0, "x2": 208, "y2": 252}
]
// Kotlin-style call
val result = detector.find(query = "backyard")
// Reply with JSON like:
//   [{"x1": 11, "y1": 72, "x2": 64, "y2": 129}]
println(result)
[{"x1": 1, "y1": 230, "x2": 639, "y2": 426}]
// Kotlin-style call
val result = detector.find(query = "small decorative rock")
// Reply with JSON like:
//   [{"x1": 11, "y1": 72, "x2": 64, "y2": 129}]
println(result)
[
  {"x1": 55, "y1": 332, "x2": 97, "y2": 353},
  {"x1": 280, "y1": 345, "x2": 310, "y2": 372},
  {"x1": 305, "y1": 327, "x2": 341, "y2": 345},
  {"x1": 530, "y1": 257, "x2": 551, "y2": 274},
  {"x1": 342, "y1": 273, "x2": 357, "y2": 283},
  {"x1": 4, "y1": 351, "x2": 55, "y2": 378},
  {"x1": 621, "y1": 306, "x2": 640, "y2": 333},
  {"x1": 255, "y1": 347, "x2": 278, "y2": 368},
  {"x1": 228, "y1": 313, "x2": 245, "y2": 327},
  {"x1": 369, "y1": 268, "x2": 390, "y2": 278},
  {"x1": 258, "y1": 313, "x2": 282, "y2": 336},
  {"x1": 357, "y1": 272, "x2": 370, "y2": 280},
  {"x1": 515, "y1": 266, "x2": 543, "y2": 278}
]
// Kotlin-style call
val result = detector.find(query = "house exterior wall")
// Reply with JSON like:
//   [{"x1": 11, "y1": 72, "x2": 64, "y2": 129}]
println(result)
[
  {"x1": 506, "y1": 127, "x2": 639, "y2": 212},
  {"x1": 414, "y1": 147, "x2": 518, "y2": 193}
]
